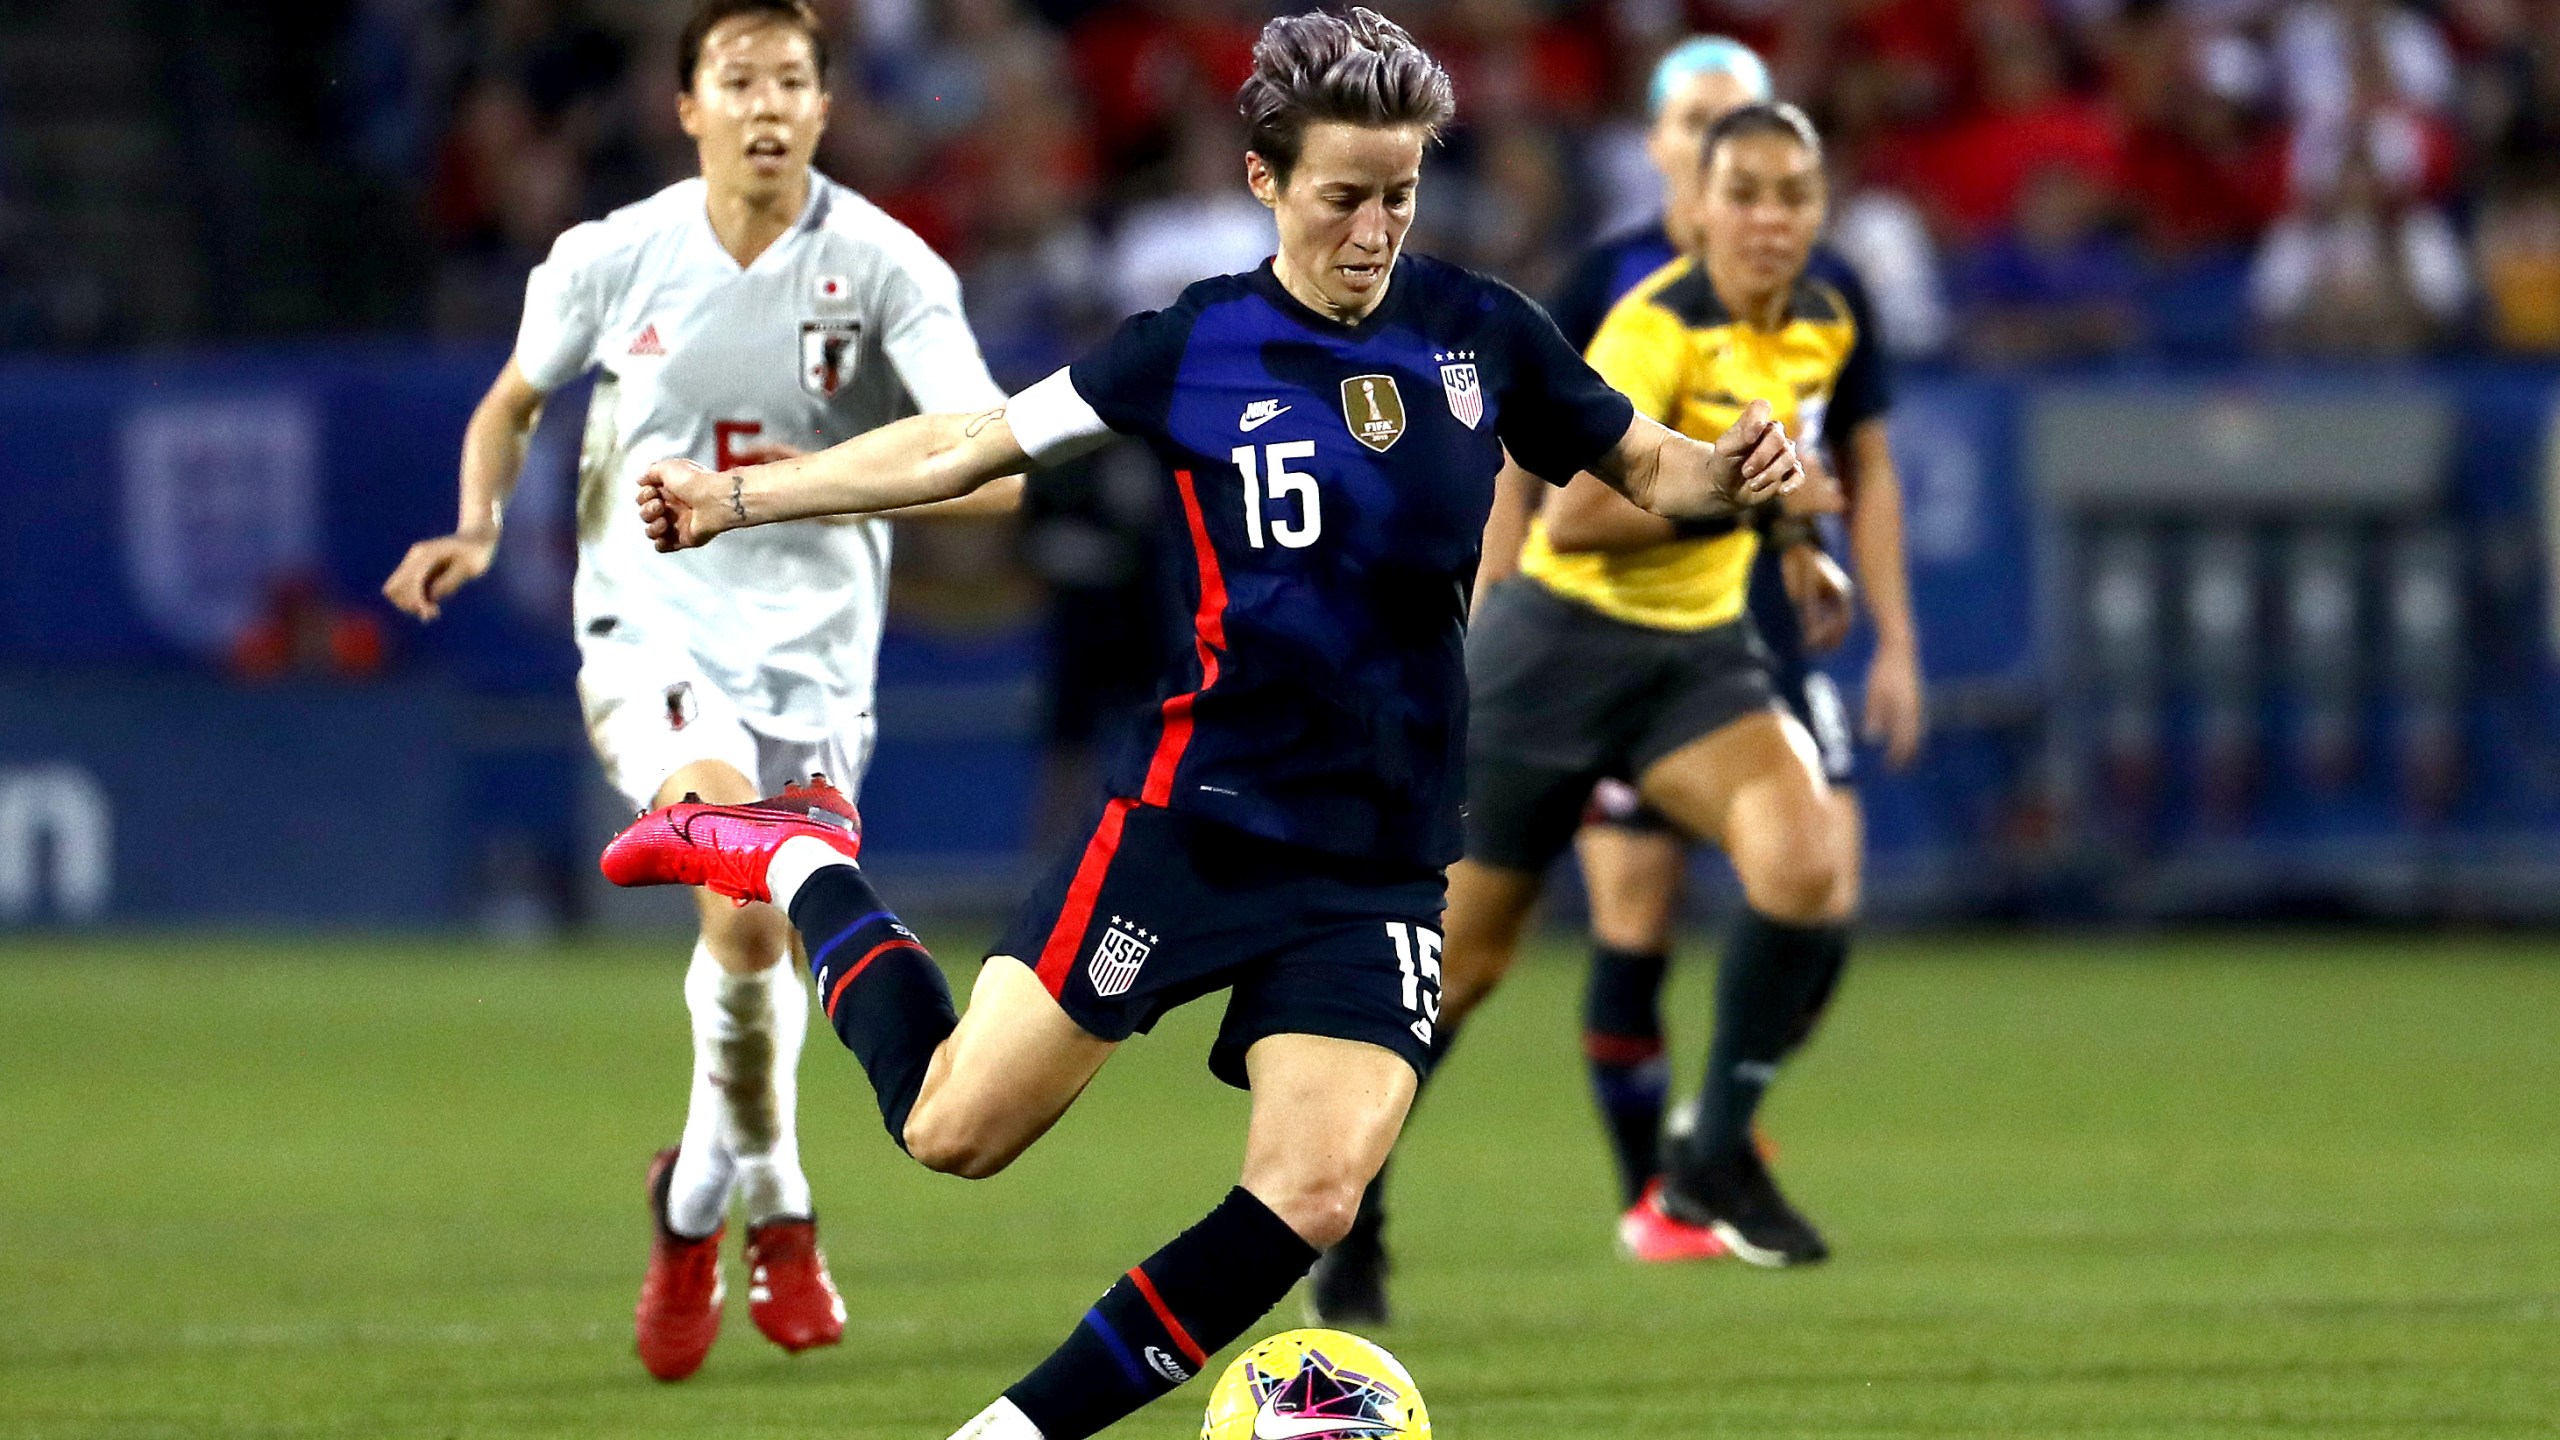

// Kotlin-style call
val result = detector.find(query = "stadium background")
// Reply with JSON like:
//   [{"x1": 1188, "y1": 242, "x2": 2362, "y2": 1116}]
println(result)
[
  {"x1": 2, "y1": 4, "x2": 2556, "y2": 1438},
  {"x1": 9, "y1": 0, "x2": 2560, "y2": 929}
]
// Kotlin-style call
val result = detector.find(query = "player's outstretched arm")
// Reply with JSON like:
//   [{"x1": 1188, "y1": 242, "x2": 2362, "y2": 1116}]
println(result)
[
  {"x1": 384, "y1": 361, "x2": 548, "y2": 621},
  {"x1": 638, "y1": 405, "x2": 1028, "y2": 552},
  {"x1": 1590, "y1": 398, "x2": 1802, "y2": 521}
]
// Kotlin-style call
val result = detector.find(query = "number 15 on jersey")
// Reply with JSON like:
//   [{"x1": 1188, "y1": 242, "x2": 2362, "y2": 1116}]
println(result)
[{"x1": 1233, "y1": 441, "x2": 1320, "y2": 550}]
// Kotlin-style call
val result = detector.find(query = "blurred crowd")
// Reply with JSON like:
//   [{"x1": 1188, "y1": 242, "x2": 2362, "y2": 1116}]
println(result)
[{"x1": 367, "y1": 0, "x2": 2560, "y2": 371}]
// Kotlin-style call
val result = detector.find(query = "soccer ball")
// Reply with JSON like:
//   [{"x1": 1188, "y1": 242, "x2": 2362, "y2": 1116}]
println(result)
[{"x1": 1201, "y1": 1329, "x2": 1429, "y2": 1440}]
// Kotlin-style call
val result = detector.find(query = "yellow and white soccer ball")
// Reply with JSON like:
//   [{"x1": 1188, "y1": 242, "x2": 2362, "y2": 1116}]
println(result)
[{"x1": 1201, "y1": 1329, "x2": 1429, "y2": 1440}]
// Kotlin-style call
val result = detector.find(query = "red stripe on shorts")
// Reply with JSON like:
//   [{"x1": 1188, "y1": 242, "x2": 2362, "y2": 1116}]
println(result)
[
  {"x1": 1034, "y1": 469, "x2": 1232, "y2": 997},
  {"x1": 1034, "y1": 798, "x2": 1136, "y2": 995}
]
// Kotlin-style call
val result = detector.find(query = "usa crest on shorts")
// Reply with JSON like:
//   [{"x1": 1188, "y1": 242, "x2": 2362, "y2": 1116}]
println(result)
[
  {"x1": 800, "y1": 319, "x2": 861, "y2": 398},
  {"x1": 1088, "y1": 915, "x2": 1157, "y2": 998},
  {"x1": 1438, "y1": 354, "x2": 1482, "y2": 429}
]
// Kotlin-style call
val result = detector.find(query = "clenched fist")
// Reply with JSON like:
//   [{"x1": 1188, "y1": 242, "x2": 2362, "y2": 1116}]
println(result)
[
  {"x1": 638, "y1": 458, "x2": 743, "y2": 553},
  {"x1": 1711, "y1": 398, "x2": 1805, "y2": 510}
]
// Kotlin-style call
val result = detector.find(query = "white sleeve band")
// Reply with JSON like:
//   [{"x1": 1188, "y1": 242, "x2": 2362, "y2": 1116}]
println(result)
[{"x1": 1004, "y1": 367, "x2": 1114, "y2": 466}]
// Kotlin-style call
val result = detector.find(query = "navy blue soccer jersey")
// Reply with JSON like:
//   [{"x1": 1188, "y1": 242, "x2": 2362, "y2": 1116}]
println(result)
[{"x1": 1008, "y1": 254, "x2": 1635, "y2": 868}]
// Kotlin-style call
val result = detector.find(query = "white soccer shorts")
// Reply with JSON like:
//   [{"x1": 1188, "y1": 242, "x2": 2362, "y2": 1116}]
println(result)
[{"x1": 578, "y1": 632, "x2": 873, "y2": 813}]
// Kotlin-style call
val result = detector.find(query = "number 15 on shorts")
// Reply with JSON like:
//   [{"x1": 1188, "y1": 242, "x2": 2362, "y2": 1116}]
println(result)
[{"x1": 1385, "y1": 921, "x2": 1443, "y2": 1045}]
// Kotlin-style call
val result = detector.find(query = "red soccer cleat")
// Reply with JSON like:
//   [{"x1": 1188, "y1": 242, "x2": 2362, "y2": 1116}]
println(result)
[
  {"x1": 745, "y1": 1216, "x2": 847, "y2": 1354},
  {"x1": 601, "y1": 776, "x2": 862, "y2": 905},
  {"x1": 1616, "y1": 1179, "x2": 1731, "y2": 1263},
  {"x1": 636, "y1": 1147, "x2": 725, "y2": 1381}
]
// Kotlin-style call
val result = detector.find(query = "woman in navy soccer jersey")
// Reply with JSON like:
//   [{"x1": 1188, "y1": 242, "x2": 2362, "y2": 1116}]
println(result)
[{"x1": 602, "y1": 11, "x2": 1801, "y2": 1439}]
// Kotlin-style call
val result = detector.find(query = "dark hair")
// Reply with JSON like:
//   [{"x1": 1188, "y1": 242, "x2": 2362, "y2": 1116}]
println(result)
[
  {"x1": 677, "y1": 0, "x2": 829, "y2": 89},
  {"x1": 1700, "y1": 100, "x2": 1823, "y2": 172},
  {"x1": 1237, "y1": 7, "x2": 1456, "y2": 181}
]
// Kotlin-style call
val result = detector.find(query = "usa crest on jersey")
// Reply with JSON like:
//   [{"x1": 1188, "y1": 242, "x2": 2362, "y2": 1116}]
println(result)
[
  {"x1": 1439, "y1": 359, "x2": 1482, "y2": 429},
  {"x1": 800, "y1": 318, "x2": 861, "y2": 398}
]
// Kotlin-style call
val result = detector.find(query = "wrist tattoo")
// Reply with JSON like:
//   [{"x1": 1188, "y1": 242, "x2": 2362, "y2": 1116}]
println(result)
[
  {"x1": 728, "y1": 474, "x2": 747, "y2": 522},
  {"x1": 964, "y1": 406, "x2": 1005, "y2": 438}
]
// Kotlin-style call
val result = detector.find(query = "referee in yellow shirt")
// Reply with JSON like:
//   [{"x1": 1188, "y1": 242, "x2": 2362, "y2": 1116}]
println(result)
[{"x1": 1457, "y1": 102, "x2": 1875, "y2": 1268}]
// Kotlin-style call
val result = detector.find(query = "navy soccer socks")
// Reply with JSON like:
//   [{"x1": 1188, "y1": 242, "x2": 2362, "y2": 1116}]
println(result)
[
  {"x1": 1583, "y1": 944, "x2": 1675, "y2": 1206},
  {"x1": 1688, "y1": 911, "x2": 1847, "y2": 1166},
  {"x1": 1005, "y1": 1187, "x2": 1319, "y2": 1440},
  {"x1": 788, "y1": 864, "x2": 958, "y2": 1147}
]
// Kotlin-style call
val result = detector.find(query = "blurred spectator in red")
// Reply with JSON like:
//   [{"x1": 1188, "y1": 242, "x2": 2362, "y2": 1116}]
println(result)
[
  {"x1": 1885, "y1": 3, "x2": 2123, "y2": 242},
  {"x1": 1425, "y1": 0, "x2": 1611, "y2": 124},
  {"x1": 2110, "y1": 0, "x2": 2285, "y2": 257},
  {"x1": 1953, "y1": 162, "x2": 2142, "y2": 363},
  {"x1": 1829, "y1": 0, "x2": 1976, "y2": 136},
  {"x1": 1067, "y1": 0, "x2": 1259, "y2": 181}
]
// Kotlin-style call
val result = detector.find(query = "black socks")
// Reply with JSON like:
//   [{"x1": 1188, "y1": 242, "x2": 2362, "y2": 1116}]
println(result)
[
  {"x1": 1583, "y1": 945, "x2": 1673, "y2": 1206},
  {"x1": 1688, "y1": 910, "x2": 1848, "y2": 1169},
  {"x1": 1006, "y1": 1187, "x2": 1320, "y2": 1440},
  {"x1": 790, "y1": 864, "x2": 958, "y2": 1146}
]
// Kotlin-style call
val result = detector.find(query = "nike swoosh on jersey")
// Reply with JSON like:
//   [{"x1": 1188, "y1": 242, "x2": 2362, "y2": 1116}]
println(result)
[
  {"x1": 1240, "y1": 401, "x2": 1292, "y2": 431},
  {"x1": 1253, "y1": 1410, "x2": 1400, "y2": 1440}
]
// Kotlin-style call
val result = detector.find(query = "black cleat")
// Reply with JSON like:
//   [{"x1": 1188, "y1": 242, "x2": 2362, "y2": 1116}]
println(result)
[
  {"x1": 1304, "y1": 1227, "x2": 1391, "y2": 1327},
  {"x1": 1658, "y1": 1144, "x2": 1829, "y2": 1268}
]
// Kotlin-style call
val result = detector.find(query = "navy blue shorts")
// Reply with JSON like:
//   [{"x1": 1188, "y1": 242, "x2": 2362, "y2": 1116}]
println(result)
[{"x1": 992, "y1": 801, "x2": 1448, "y2": 1090}]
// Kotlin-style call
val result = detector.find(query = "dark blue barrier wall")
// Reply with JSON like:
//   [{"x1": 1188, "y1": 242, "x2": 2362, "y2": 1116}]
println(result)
[{"x1": 2, "y1": 345, "x2": 2553, "y2": 925}]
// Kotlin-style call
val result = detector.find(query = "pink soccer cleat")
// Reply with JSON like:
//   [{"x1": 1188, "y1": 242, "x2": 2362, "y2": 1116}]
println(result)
[
  {"x1": 1616, "y1": 1179, "x2": 1731, "y2": 1264},
  {"x1": 601, "y1": 776, "x2": 862, "y2": 905}
]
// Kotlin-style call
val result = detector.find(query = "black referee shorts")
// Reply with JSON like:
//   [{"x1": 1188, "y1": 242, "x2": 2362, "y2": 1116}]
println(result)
[{"x1": 1463, "y1": 578, "x2": 1780, "y2": 872}]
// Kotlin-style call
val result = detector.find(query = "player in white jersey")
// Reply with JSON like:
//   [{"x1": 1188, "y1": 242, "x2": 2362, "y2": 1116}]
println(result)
[{"x1": 382, "y1": 0, "x2": 1012, "y2": 1382}]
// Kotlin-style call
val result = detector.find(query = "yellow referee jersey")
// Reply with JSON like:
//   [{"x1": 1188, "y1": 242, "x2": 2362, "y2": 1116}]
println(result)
[{"x1": 1519, "y1": 258, "x2": 1861, "y2": 631}]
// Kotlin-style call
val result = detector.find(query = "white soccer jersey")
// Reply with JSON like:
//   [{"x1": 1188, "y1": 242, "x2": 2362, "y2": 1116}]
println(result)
[{"x1": 515, "y1": 174, "x2": 1004, "y2": 751}]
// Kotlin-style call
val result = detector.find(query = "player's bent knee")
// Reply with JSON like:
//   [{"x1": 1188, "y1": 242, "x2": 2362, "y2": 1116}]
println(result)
[
  {"x1": 1736, "y1": 832, "x2": 1847, "y2": 925},
  {"x1": 1250, "y1": 1174, "x2": 1366, "y2": 1251},
  {"x1": 899, "y1": 1106, "x2": 1022, "y2": 1180},
  {"x1": 698, "y1": 901, "x2": 792, "y2": 972}
]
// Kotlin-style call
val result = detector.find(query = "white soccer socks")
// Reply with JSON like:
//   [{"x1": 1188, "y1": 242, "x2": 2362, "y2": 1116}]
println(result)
[
  {"x1": 670, "y1": 939, "x2": 817, "y2": 1237},
  {"x1": 767, "y1": 833, "x2": 857, "y2": 913},
  {"x1": 949, "y1": 1397, "x2": 1045, "y2": 1440}
]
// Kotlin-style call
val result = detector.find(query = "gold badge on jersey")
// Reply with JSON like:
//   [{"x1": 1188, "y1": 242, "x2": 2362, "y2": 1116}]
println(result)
[{"x1": 1340, "y1": 374, "x2": 1406, "y2": 452}]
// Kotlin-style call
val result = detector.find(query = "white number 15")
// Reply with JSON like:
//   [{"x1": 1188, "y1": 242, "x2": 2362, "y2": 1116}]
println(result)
[{"x1": 1233, "y1": 441, "x2": 1321, "y2": 549}]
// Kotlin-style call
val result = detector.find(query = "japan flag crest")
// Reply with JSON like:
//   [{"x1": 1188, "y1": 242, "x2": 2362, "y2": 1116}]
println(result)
[{"x1": 1440, "y1": 360, "x2": 1483, "y2": 429}]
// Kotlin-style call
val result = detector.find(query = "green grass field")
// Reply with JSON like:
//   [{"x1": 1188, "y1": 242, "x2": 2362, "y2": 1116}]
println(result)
[{"x1": 2, "y1": 930, "x2": 2554, "y2": 1438}]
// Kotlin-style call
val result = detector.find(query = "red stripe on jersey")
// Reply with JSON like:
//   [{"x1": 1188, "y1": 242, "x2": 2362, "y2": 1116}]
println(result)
[
  {"x1": 1125, "y1": 1264, "x2": 1208, "y2": 1369},
  {"x1": 825, "y1": 938, "x2": 928, "y2": 1021},
  {"x1": 1034, "y1": 798, "x2": 1136, "y2": 995},
  {"x1": 1140, "y1": 468, "x2": 1230, "y2": 806}
]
